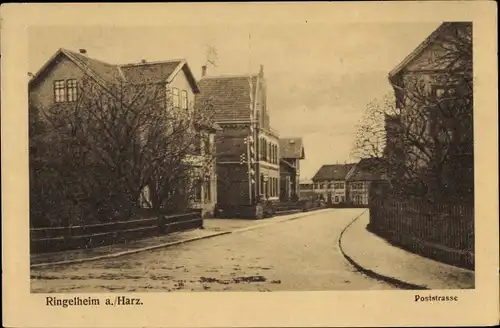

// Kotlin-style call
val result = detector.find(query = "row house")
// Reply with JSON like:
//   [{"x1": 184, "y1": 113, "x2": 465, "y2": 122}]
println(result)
[
  {"x1": 311, "y1": 164, "x2": 356, "y2": 204},
  {"x1": 28, "y1": 48, "x2": 219, "y2": 216},
  {"x1": 195, "y1": 65, "x2": 281, "y2": 216},
  {"x1": 279, "y1": 138, "x2": 305, "y2": 201}
]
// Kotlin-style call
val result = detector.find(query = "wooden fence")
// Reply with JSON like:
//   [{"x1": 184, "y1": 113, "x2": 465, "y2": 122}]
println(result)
[
  {"x1": 30, "y1": 211, "x2": 203, "y2": 254},
  {"x1": 368, "y1": 197, "x2": 474, "y2": 270}
]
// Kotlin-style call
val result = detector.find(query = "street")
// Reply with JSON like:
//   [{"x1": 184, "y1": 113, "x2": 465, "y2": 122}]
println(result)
[{"x1": 31, "y1": 209, "x2": 396, "y2": 292}]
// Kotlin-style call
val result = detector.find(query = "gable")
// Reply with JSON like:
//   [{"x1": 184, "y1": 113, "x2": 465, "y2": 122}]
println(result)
[
  {"x1": 390, "y1": 22, "x2": 471, "y2": 77},
  {"x1": 404, "y1": 38, "x2": 451, "y2": 72},
  {"x1": 29, "y1": 54, "x2": 87, "y2": 110},
  {"x1": 279, "y1": 138, "x2": 305, "y2": 159}
]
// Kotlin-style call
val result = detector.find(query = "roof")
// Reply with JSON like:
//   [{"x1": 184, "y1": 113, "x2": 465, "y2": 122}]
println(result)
[
  {"x1": 120, "y1": 60, "x2": 183, "y2": 85},
  {"x1": 279, "y1": 138, "x2": 305, "y2": 159},
  {"x1": 346, "y1": 158, "x2": 387, "y2": 181},
  {"x1": 312, "y1": 164, "x2": 356, "y2": 181},
  {"x1": 194, "y1": 74, "x2": 259, "y2": 122},
  {"x1": 29, "y1": 48, "x2": 199, "y2": 92},
  {"x1": 389, "y1": 22, "x2": 451, "y2": 78}
]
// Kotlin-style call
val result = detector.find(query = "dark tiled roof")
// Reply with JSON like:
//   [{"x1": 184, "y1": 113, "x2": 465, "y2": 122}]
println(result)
[
  {"x1": 312, "y1": 164, "x2": 356, "y2": 181},
  {"x1": 120, "y1": 61, "x2": 182, "y2": 84},
  {"x1": 33, "y1": 49, "x2": 192, "y2": 91},
  {"x1": 279, "y1": 138, "x2": 304, "y2": 159},
  {"x1": 195, "y1": 75, "x2": 258, "y2": 122},
  {"x1": 63, "y1": 49, "x2": 125, "y2": 85},
  {"x1": 347, "y1": 158, "x2": 387, "y2": 181}
]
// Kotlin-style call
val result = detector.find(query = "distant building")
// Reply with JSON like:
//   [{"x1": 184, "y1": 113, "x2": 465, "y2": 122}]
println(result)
[
  {"x1": 345, "y1": 158, "x2": 387, "y2": 206},
  {"x1": 311, "y1": 163, "x2": 356, "y2": 204},
  {"x1": 28, "y1": 48, "x2": 219, "y2": 216},
  {"x1": 298, "y1": 180, "x2": 315, "y2": 200},
  {"x1": 195, "y1": 65, "x2": 281, "y2": 215},
  {"x1": 279, "y1": 137, "x2": 305, "y2": 201}
]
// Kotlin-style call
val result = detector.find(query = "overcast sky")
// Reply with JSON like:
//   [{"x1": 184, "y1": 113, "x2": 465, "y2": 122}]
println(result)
[{"x1": 29, "y1": 22, "x2": 440, "y2": 180}]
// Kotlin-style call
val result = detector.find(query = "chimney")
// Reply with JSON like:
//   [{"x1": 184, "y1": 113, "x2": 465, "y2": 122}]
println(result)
[
  {"x1": 79, "y1": 49, "x2": 87, "y2": 55},
  {"x1": 201, "y1": 65, "x2": 207, "y2": 77},
  {"x1": 259, "y1": 64, "x2": 264, "y2": 77},
  {"x1": 141, "y1": 59, "x2": 147, "y2": 63}
]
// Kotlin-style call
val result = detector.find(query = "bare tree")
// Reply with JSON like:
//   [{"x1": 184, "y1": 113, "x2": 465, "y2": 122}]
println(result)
[
  {"x1": 30, "y1": 76, "x2": 216, "y2": 226},
  {"x1": 351, "y1": 22, "x2": 473, "y2": 203}
]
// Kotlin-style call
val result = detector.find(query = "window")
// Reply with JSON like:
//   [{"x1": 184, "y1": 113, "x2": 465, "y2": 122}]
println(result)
[
  {"x1": 181, "y1": 90, "x2": 188, "y2": 110},
  {"x1": 66, "y1": 79, "x2": 78, "y2": 102},
  {"x1": 341, "y1": 196, "x2": 345, "y2": 203},
  {"x1": 334, "y1": 196, "x2": 339, "y2": 203},
  {"x1": 190, "y1": 133, "x2": 202, "y2": 155},
  {"x1": 172, "y1": 88, "x2": 179, "y2": 108},
  {"x1": 194, "y1": 180, "x2": 202, "y2": 201},
  {"x1": 260, "y1": 139, "x2": 266, "y2": 160},
  {"x1": 334, "y1": 182, "x2": 345, "y2": 189},
  {"x1": 260, "y1": 174, "x2": 265, "y2": 195},
  {"x1": 433, "y1": 85, "x2": 457, "y2": 99},
  {"x1": 204, "y1": 135, "x2": 212, "y2": 156},
  {"x1": 320, "y1": 183, "x2": 326, "y2": 189},
  {"x1": 204, "y1": 179, "x2": 211, "y2": 202},
  {"x1": 54, "y1": 80, "x2": 66, "y2": 103},
  {"x1": 329, "y1": 182, "x2": 335, "y2": 189}
]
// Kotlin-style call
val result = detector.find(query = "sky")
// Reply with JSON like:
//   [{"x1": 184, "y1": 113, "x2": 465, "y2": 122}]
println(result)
[{"x1": 28, "y1": 22, "x2": 441, "y2": 180}]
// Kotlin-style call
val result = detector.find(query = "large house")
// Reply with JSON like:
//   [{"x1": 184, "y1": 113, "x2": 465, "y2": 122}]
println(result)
[
  {"x1": 279, "y1": 137, "x2": 305, "y2": 201},
  {"x1": 195, "y1": 65, "x2": 281, "y2": 216},
  {"x1": 387, "y1": 22, "x2": 473, "y2": 201},
  {"x1": 345, "y1": 158, "x2": 387, "y2": 206},
  {"x1": 311, "y1": 163, "x2": 356, "y2": 204},
  {"x1": 28, "y1": 48, "x2": 219, "y2": 216}
]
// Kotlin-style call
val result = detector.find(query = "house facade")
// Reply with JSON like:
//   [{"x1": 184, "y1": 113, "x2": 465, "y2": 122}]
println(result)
[
  {"x1": 298, "y1": 180, "x2": 315, "y2": 200},
  {"x1": 279, "y1": 138, "x2": 305, "y2": 201},
  {"x1": 28, "y1": 48, "x2": 218, "y2": 216},
  {"x1": 195, "y1": 65, "x2": 281, "y2": 216},
  {"x1": 387, "y1": 22, "x2": 473, "y2": 200},
  {"x1": 345, "y1": 158, "x2": 387, "y2": 206},
  {"x1": 311, "y1": 164, "x2": 355, "y2": 204}
]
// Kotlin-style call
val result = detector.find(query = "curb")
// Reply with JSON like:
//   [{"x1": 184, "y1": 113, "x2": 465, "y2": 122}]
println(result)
[
  {"x1": 338, "y1": 209, "x2": 429, "y2": 290},
  {"x1": 31, "y1": 231, "x2": 232, "y2": 269},
  {"x1": 31, "y1": 208, "x2": 328, "y2": 269}
]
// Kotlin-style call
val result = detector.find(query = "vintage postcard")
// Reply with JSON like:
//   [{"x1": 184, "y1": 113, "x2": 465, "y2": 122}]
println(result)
[{"x1": 1, "y1": 2, "x2": 498, "y2": 327}]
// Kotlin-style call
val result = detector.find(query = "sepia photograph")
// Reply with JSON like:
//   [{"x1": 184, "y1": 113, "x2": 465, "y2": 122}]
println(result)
[
  {"x1": 2, "y1": 2, "x2": 498, "y2": 328},
  {"x1": 27, "y1": 20, "x2": 475, "y2": 293}
]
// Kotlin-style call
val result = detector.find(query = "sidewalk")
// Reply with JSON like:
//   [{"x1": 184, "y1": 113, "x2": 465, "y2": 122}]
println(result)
[
  {"x1": 31, "y1": 208, "x2": 330, "y2": 268},
  {"x1": 339, "y1": 210, "x2": 475, "y2": 289}
]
